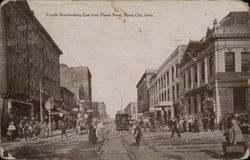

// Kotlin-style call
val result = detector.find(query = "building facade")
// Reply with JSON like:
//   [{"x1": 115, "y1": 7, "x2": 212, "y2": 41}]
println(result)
[
  {"x1": 149, "y1": 45, "x2": 187, "y2": 121},
  {"x1": 60, "y1": 64, "x2": 92, "y2": 104},
  {"x1": 136, "y1": 70, "x2": 156, "y2": 114},
  {"x1": 179, "y1": 11, "x2": 250, "y2": 124},
  {"x1": 60, "y1": 87, "x2": 77, "y2": 112},
  {"x1": 0, "y1": 1, "x2": 62, "y2": 138},
  {"x1": 124, "y1": 102, "x2": 138, "y2": 121}
]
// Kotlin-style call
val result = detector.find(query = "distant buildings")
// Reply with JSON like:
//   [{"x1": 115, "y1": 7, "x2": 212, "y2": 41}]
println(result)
[
  {"x1": 60, "y1": 64, "x2": 92, "y2": 103},
  {"x1": 60, "y1": 87, "x2": 77, "y2": 112},
  {"x1": 91, "y1": 102, "x2": 107, "y2": 120},
  {"x1": 0, "y1": 1, "x2": 62, "y2": 137},
  {"x1": 137, "y1": 11, "x2": 250, "y2": 124},
  {"x1": 124, "y1": 102, "x2": 138, "y2": 120},
  {"x1": 136, "y1": 70, "x2": 156, "y2": 114}
]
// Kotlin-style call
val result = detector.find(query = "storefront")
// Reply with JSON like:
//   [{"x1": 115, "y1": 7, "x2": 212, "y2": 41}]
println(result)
[{"x1": 1, "y1": 93, "x2": 34, "y2": 137}]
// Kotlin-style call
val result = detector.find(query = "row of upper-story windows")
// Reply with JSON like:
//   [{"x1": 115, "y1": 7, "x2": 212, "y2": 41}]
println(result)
[
  {"x1": 156, "y1": 83, "x2": 179, "y2": 102},
  {"x1": 183, "y1": 55, "x2": 214, "y2": 89},
  {"x1": 6, "y1": 68, "x2": 43, "y2": 98},
  {"x1": 225, "y1": 52, "x2": 249, "y2": 72},
  {"x1": 183, "y1": 51, "x2": 249, "y2": 89},
  {"x1": 150, "y1": 64, "x2": 179, "y2": 96}
]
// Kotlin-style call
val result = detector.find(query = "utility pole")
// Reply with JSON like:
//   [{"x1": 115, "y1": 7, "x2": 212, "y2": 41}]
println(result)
[{"x1": 40, "y1": 78, "x2": 43, "y2": 122}]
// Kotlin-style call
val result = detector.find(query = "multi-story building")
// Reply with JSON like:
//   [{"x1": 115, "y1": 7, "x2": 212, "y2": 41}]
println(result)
[
  {"x1": 179, "y1": 11, "x2": 250, "y2": 124},
  {"x1": 60, "y1": 87, "x2": 77, "y2": 112},
  {"x1": 149, "y1": 45, "x2": 187, "y2": 121},
  {"x1": 60, "y1": 64, "x2": 92, "y2": 104},
  {"x1": 136, "y1": 70, "x2": 156, "y2": 115},
  {"x1": 124, "y1": 102, "x2": 138, "y2": 120},
  {"x1": 0, "y1": 1, "x2": 62, "y2": 138}
]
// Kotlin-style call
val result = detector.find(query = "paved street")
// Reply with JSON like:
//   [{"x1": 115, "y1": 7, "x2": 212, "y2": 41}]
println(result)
[
  {"x1": 98, "y1": 123, "x2": 250, "y2": 160},
  {"x1": 1, "y1": 122, "x2": 249, "y2": 160},
  {"x1": 1, "y1": 129, "x2": 104, "y2": 160}
]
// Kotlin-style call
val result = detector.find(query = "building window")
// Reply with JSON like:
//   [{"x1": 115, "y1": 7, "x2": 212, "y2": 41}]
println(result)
[
  {"x1": 209, "y1": 56, "x2": 214, "y2": 75},
  {"x1": 163, "y1": 74, "x2": 166, "y2": 87},
  {"x1": 225, "y1": 52, "x2": 235, "y2": 72},
  {"x1": 188, "y1": 98, "x2": 191, "y2": 114},
  {"x1": 176, "y1": 65, "x2": 178, "y2": 78},
  {"x1": 188, "y1": 70, "x2": 191, "y2": 87},
  {"x1": 183, "y1": 74, "x2": 186, "y2": 88},
  {"x1": 164, "y1": 91, "x2": 166, "y2": 101},
  {"x1": 176, "y1": 83, "x2": 179, "y2": 99},
  {"x1": 241, "y1": 52, "x2": 249, "y2": 72},
  {"x1": 167, "y1": 89, "x2": 170, "y2": 100},
  {"x1": 172, "y1": 86, "x2": 175, "y2": 100},
  {"x1": 194, "y1": 94, "x2": 197, "y2": 113},
  {"x1": 172, "y1": 67, "x2": 174, "y2": 82},
  {"x1": 200, "y1": 92, "x2": 204, "y2": 113},
  {"x1": 194, "y1": 66, "x2": 198, "y2": 83},
  {"x1": 167, "y1": 71, "x2": 169, "y2": 85},
  {"x1": 201, "y1": 61, "x2": 205, "y2": 80},
  {"x1": 233, "y1": 87, "x2": 246, "y2": 111}
]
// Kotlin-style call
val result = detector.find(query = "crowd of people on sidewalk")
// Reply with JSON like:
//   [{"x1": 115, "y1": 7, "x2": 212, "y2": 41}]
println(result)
[{"x1": 6, "y1": 116, "x2": 75, "y2": 141}]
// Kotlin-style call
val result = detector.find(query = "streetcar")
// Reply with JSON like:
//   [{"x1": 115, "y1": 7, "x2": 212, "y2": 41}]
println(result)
[{"x1": 115, "y1": 111, "x2": 130, "y2": 130}]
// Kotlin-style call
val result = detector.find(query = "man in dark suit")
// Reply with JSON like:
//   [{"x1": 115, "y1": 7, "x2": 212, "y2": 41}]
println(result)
[{"x1": 171, "y1": 117, "x2": 181, "y2": 138}]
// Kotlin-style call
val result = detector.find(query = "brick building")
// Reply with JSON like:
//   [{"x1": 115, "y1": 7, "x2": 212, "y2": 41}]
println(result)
[
  {"x1": 0, "y1": 1, "x2": 62, "y2": 138},
  {"x1": 136, "y1": 70, "x2": 156, "y2": 114},
  {"x1": 179, "y1": 11, "x2": 250, "y2": 124},
  {"x1": 60, "y1": 64, "x2": 92, "y2": 104},
  {"x1": 149, "y1": 45, "x2": 187, "y2": 121}
]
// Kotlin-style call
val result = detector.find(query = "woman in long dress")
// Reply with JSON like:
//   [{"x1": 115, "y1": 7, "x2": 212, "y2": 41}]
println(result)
[
  {"x1": 223, "y1": 115, "x2": 247, "y2": 154},
  {"x1": 88, "y1": 122, "x2": 97, "y2": 144}
]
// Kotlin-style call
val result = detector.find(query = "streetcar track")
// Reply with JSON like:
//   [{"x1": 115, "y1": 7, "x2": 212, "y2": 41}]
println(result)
[
  {"x1": 141, "y1": 138, "x2": 177, "y2": 160},
  {"x1": 119, "y1": 131, "x2": 136, "y2": 160}
]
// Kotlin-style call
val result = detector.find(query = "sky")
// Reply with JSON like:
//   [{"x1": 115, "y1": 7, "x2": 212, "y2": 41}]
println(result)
[{"x1": 27, "y1": 0, "x2": 248, "y2": 117}]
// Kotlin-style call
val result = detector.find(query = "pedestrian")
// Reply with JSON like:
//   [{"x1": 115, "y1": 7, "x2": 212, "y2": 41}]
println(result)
[
  {"x1": 178, "y1": 118, "x2": 184, "y2": 133},
  {"x1": 210, "y1": 116, "x2": 215, "y2": 131},
  {"x1": 23, "y1": 122, "x2": 29, "y2": 141},
  {"x1": 187, "y1": 118, "x2": 192, "y2": 132},
  {"x1": 171, "y1": 117, "x2": 181, "y2": 138},
  {"x1": 183, "y1": 119, "x2": 187, "y2": 132},
  {"x1": 134, "y1": 121, "x2": 143, "y2": 148},
  {"x1": 168, "y1": 118, "x2": 172, "y2": 131},
  {"x1": 7, "y1": 122, "x2": 16, "y2": 140},
  {"x1": 192, "y1": 118, "x2": 199, "y2": 132},
  {"x1": 33, "y1": 121, "x2": 40, "y2": 137},
  {"x1": 160, "y1": 118, "x2": 165, "y2": 132},
  {"x1": 60, "y1": 120, "x2": 68, "y2": 138},
  {"x1": 28, "y1": 120, "x2": 34, "y2": 138},
  {"x1": 88, "y1": 121, "x2": 97, "y2": 144},
  {"x1": 222, "y1": 114, "x2": 248, "y2": 155},
  {"x1": 202, "y1": 116, "x2": 208, "y2": 132}
]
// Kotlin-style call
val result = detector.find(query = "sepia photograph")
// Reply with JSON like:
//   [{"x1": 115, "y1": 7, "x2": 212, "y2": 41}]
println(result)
[{"x1": 0, "y1": 0, "x2": 250, "y2": 159}]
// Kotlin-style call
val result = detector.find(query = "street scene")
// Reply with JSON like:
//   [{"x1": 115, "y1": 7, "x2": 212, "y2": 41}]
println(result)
[{"x1": 0, "y1": 0, "x2": 250, "y2": 160}]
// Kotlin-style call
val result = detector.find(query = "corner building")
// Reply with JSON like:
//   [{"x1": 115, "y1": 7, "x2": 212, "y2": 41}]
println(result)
[
  {"x1": 0, "y1": 1, "x2": 62, "y2": 138},
  {"x1": 179, "y1": 11, "x2": 250, "y2": 124}
]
